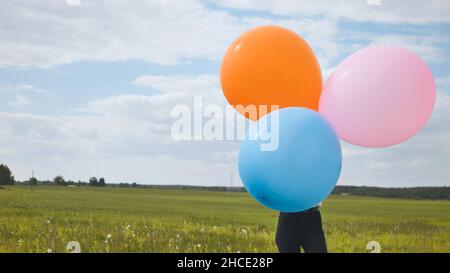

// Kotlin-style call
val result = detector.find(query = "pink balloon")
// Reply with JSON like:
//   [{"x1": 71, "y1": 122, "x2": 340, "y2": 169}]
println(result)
[{"x1": 319, "y1": 45, "x2": 436, "y2": 147}]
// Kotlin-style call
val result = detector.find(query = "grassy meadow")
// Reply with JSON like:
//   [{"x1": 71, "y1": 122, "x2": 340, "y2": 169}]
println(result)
[{"x1": 0, "y1": 186, "x2": 449, "y2": 253}]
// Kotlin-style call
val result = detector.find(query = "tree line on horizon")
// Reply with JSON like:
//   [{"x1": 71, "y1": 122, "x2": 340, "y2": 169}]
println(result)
[
  {"x1": 0, "y1": 163, "x2": 106, "y2": 187},
  {"x1": 331, "y1": 185, "x2": 450, "y2": 201},
  {"x1": 1, "y1": 163, "x2": 449, "y2": 200}
]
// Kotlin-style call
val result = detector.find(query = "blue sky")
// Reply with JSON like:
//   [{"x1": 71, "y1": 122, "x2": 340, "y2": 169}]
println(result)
[{"x1": 1, "y1": 0, "x2": 449, "y2": 187}]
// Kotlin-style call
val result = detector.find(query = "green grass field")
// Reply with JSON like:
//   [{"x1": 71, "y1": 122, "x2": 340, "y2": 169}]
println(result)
[{"x1": 0, "y1": 186, "x2": 449, "y2": 253}]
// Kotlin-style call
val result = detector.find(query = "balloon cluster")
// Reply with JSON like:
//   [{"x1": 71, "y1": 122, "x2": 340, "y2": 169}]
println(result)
[{"x1": 220, "y1": 26, "x2": 436, "y2": 212}]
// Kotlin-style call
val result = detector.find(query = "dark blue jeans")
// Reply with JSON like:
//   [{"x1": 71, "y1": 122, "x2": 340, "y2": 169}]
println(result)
[{"x1": 275, "y1": 209, "x2": 327, "y2": 253}]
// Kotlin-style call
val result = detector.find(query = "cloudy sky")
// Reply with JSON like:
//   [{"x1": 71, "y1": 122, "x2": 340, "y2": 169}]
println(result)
[{"x1": 0, "y1": 0, "x2": 449, "y2": 187}]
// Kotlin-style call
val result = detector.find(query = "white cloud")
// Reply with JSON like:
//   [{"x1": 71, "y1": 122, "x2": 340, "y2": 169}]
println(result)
[
  {"x1": 0, "y1": 1, "x2": 345, "y2": 70},
  {"x1": 0, "y1": 0, "x2": 246, "y2": 67},
  {"x1": 86, "y1": 74, "x2": 224, "y2": 122},
  {"x1": 0, "y1": 74, "x2": 240, "y2": 183},
  {"x1": 9, "y1": 94, "x2": 30, "y2": 106},
  {"x1": 134, "y1": 75, "x2": 219, "y2": 95},
  {"x1": 0, "y1": 113, "x2": 62, "y2": 144},
  {"x1": 66, "y1": 0, "x2": 82, "y2": 6},
  {"x1": 0, "y1": 84, "x2": 44, "y2": 93},
  {"x1": 212, "y1": 0, "x2": 450, "y2": 24},
  {"x1": 0, "y1": 84, "x2": 46, "y2": 108},
  {"x1": 326, "y1": 31, "x2": 447, "y2": 64},
  {"x1": 437, "y1": 76, "x2": 450, "y2": 89},
  {"x1": 367, "y1": 35, "x2": 445, "y2": 63},
  {"x1": 1, "y1": 1, "x2": 445, "y2": 70},
  {"x1": 0, "y1": 110, "x2": 239, "y2": 185}
]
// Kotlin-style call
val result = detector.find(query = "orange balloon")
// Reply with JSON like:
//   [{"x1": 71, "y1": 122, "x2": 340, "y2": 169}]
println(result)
[{"x1": 220, "y1": 25, "x2": 322, "y2": 120}]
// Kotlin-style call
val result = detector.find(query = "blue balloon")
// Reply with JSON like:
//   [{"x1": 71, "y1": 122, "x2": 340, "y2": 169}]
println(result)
[{"x1": 238, "y1": 107, "x2": 342, "y2": 212}]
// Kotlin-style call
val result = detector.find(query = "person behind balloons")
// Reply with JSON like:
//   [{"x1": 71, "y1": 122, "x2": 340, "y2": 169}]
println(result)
[{"x1": 275, "y1": 202, "x2": 326, "y2": 253}]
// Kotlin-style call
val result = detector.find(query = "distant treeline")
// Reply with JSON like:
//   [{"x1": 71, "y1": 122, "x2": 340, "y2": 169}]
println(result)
[
  {"x1": 7, "y1": 181, "x2": 450, "y2": 201},
  {"x1": 0, "y1": 164, "x2": 106, "y2": 187},
  {"x1": 331, "y1": 185, "x2": 450, "y2": 201},
  {"x1": 125, "y1": 184, "x2": 450, "y2": 200},
  {"x1": 1, "y1": 163, "x2": 449, "y2": 200}
]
